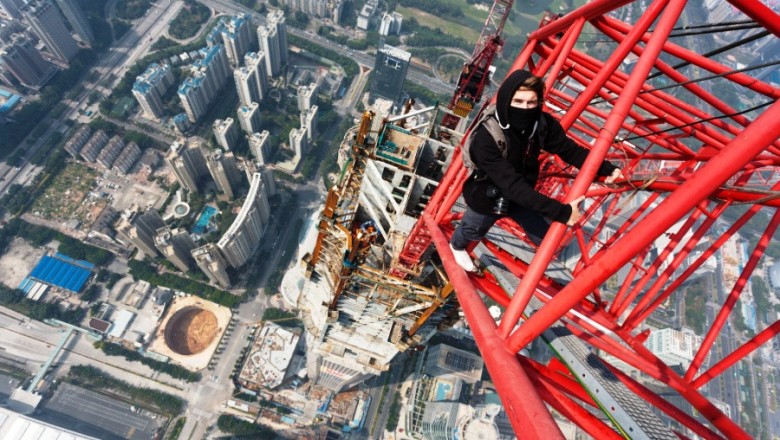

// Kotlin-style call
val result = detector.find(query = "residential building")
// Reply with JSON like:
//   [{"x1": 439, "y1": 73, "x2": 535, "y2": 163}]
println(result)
[
  {"x1": 217, "y1": 172, "x2": 271, "y2": 268},
  {"x1": 52, "y1": 0, "x2": 94, "y2": 44},
  {"x1": 356, "y1": 1, "x2": 376, "y2": 31},
  {"x1": 155, "y1": 226, "x2": 196, "y2": 272},
  {"x1": 297, "y1": 82, "x2": 317, "y2": 111},
  {"x1": 248, "y1": 130, "x2": 271, "y2": 164},
  {"x1": 178, "y1": 74, "x2": 208, "y2": 123},
  {"x1": 644, "y1": 328, "x2": 702, "y2": 370},
  {"x1": 115, "y1": 209, "x2": 166, "y2": 257},
  {"x1": 370, "y1": 44, "x2": 411, "y2": 104},
  {"x1": 257, "y1": 10, "x2": 287, "y2": 77},
  {"x1": 23, "y1": 1, "x2": 79, "y2": 63},
  {"x1": 96, "y1": 135, "x2": 125, "y2": 169},
  {"x1": 213, "y1": 118, "x2": 238, "y2": 151},
  {"x1": 165, "y1": 137, "x2": 209, "y2": 192},
  {"x1": 420, "y1": 402, "x2": 502, "y2": 440},
  {"x1": 195, "y1": 44, "x2": 231, "y2": 97},
  {"x1": 0, "y1": 33, "x2": 56, "y2": 89},
  {"x1": 220, "y1": 13, "x2": 256, "y2": 66},
  {"x1": 300, "y1": 104, "x2": 318, "y2": 142},
  {"x1": 63, "y1": 125, "x2": 92, "y2": 158},
  {"x1": 237, "y1": 101, "x2": 260, "y2": 134},
  {"x1": 206, "y1": 149, "x2": 243, "y2": 199},
  {"x1": 289, "y1": 126, "x2": 307, "y2": 161},
  {"x1": 178, "y1": 45, "x2": 230, "y2": 122},
  {"x1": 281, "y1": 0, "x2": 343, "y2": 23},
  {"x1": 113, "y1": 142, "x2": 142, "y2": 175},
  {"x1": 192, "y1": 243, "x2": 231, "y2": 288},
  {"x1": 234, "y1": 51, "x2": 267, "y2": 106},
  {"x1": 133, "y1": 63, "x2": 175, "y2": 120},
  {"x1": 79, "y1": 130, "x2": 109, "y2": 162},
  {"x1": 378, "y1": 11, "x2": 403, "y2": 36}
]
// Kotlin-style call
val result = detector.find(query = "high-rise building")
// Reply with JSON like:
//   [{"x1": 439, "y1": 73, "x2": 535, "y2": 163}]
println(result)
[
  {"x1": 23, "y1": 1, "x2": 79, "y2": 63},
  {"x1": 370, "y1": 44, "x2": 411, "y2": 104},
  {"x1": 133, "y1": 63, "x2": 175, "y2": 120},
  {"x1": 213, "y1": 118, "x2": 238, "y2": 151},
  {"x1": 221, "y1": 13, "x2": 256, "y2": 66},
  {"x1": 378, "y1": 11, "x2": 403, "y2": 36},
  {"x1": 206, "y1": 149, "x2": 243, "y2": 199},
  {"x1": 248, "y1": 130, "x2": 271, "y2": 165},
  {"x1": 289, "y1": 126, "x2": 308, "y2": 160},
  {"x1": 281, "y1": 0, "x2": 344, "y2": 22},
  {"x1": 0, "y1": 0, "x2": 25, "y2": 18},
  {"x1": 420, "y1": 402, "x2": 503, "y2": 440},
  {"x1": 52, "y1": 0, "x2": 94, "y2": 44},
  {"x1": 115, "y1": 209, "x2": 166, "y2": 257},
  {"x1": 165, "y1": 137, "x2": 209, "y2": 192},
  {"x1": 217, "y1": 172, "x2": 271, "y2": 268},
  {"x1": 257, "y1": 10, "x2": 288, "y2": 77},
  {"x1": 237, "y1": 101, "x2": 261, "y2": 134},
  {"x1": 297, "y1": 82, "x2": 317, "y2": 111},
  {"x1": 195, "y1": 44, "x2": 230, "y2": 97},
  {"x1": 300, "y1": 105, "x2": 318, "y2": 142},
  {"x1": 0, "y1": 33, "x2": 56, "y2": 89},
  {"x1": 644, "y1": 328, "x2": 702, "y2": 370},
  {"x1": 356, "y1": 1, "x2": 376, "y2": 31},
  {"x1": 178, "y1": 74, "x2": 208, "y2": 123},
  {"x1": 179, "y1": 45, "x2": 230, "y2": 122},
  {"x1": 259, "y1": 164, "x2": 276, "y2": 197},
  {"x1": 154, "y1": 226, "x2": 196, "y2": 272},
  {"x1": 234, "y1": 51, "x2": 268, "y2": 106},
  {"x1": 192, "y1": 243, "x2": 231, "y2": 288}
]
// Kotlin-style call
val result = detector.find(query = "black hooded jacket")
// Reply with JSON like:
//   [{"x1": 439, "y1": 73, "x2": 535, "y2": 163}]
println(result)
[{"x1": 463, "y1": 70, "x2": 618, "y2": 223}]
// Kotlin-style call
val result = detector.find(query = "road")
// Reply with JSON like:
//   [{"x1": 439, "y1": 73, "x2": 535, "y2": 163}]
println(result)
[
  {"x1": 0, "y1": 309, "x2": 187, "y2": 396},
  {"x1": 199, "y1": 0, "x2": 455, "y2": 97},
  {"x1": 0, "y1": 0, "x2": 183, "y2": 198}
]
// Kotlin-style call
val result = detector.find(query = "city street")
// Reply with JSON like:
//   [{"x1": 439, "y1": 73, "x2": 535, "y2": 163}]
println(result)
[{"x1": 0, "y1": 0, "x2": 184, "y2": 198}]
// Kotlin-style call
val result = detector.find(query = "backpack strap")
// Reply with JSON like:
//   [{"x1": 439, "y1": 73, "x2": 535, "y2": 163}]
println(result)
[{"x1": 482, "y1": 116, "x2": 509, "y2": 160}]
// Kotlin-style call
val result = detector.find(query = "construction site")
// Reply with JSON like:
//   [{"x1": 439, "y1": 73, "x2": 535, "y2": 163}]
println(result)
[
  {"x1": 147, "y1": 296, "x2": 232, "y2": 371},
  {"x1": 286, "y1": 0, "x2": 780, "y2": 438}
]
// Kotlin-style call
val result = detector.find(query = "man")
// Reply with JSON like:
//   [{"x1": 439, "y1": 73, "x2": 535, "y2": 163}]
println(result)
[{"x1": 450, "y1": 69, "x2": 622, "y2": 272}]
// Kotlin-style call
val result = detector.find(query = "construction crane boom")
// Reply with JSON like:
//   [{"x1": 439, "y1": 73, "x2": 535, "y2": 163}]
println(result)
[{"x1": 442, "y1": 0, "x2": 514, "y2": 129}]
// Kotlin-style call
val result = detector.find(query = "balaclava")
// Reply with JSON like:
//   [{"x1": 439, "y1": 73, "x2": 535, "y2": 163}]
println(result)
[{"x1": 495, "y1": 69, "x2": 542, "y2": 136}]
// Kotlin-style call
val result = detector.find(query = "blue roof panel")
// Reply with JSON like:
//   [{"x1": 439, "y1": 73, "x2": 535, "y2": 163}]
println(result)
[{"x1": 28, "y1": 255, "x2": 92, "y2": 293}]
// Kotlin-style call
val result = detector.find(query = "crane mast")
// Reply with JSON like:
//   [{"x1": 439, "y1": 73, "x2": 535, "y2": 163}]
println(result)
[{"x1": 441, "y1": 0, "x2": 514, "y2": 129}]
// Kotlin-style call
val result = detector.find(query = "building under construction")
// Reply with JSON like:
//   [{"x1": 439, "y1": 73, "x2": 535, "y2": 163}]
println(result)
[{"x1": 296, "y1": 107, "x2": 461, "y2": 393}]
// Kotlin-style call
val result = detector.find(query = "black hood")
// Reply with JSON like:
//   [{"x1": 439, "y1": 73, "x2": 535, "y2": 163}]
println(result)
[{"x1": 495, "y1": 69, "x2": 535, "y2": 128}]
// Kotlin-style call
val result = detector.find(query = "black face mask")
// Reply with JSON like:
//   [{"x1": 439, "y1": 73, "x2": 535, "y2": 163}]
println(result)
[{"x1": 508, "y1": 106, "x2": 541, "y2": 133}]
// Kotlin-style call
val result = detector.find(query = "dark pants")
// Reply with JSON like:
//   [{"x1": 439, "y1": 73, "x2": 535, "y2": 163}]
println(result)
[{"x1": 451, "y1": 205, "x2": 550, "y2": 250}]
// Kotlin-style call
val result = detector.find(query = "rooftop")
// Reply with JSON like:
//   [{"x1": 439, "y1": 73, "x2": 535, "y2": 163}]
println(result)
[{"x1": 238, "y1": 322, "x2": 301, "y2": 390}]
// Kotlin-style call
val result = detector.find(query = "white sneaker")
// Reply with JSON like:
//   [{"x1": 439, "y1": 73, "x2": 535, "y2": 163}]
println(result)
[{"x1": 450, "y1": 243, "x2": 477, "y2": 272}]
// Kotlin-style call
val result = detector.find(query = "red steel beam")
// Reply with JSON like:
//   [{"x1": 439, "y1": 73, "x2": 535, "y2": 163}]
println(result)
[
  {"x1": 691, "y1": 320, "x2": 780, "y2": 389},
  {"x1": 685, "y1": 210, "x2": 780, "y2": 381},
  {"x1": 506, "y1": 100, "x2": 780, "y2": 350},
  {"x1": 603, "y1": 362, "x2": 726, "y2": 440},
  {"x1": 500, "y1": 0, "x2": 686, "y2": 339},
  {"x1": 425, "y1": 213, "x2": 563, "y2": 439}
]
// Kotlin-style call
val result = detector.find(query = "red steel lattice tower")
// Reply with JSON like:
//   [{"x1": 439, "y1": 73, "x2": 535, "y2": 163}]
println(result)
[{"x1": 401, "y1": 0, "x2": 780, "y2": 438}]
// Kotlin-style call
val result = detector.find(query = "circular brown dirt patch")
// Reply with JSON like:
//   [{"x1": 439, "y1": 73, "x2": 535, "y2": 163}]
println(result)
[{"x1": 164, "y1": 307, "x2": 219, "y2": 355}]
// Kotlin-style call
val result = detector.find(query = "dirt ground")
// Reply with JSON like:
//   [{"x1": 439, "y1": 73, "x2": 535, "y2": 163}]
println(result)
[
  {"x1": 165, "y1": 308, "x2": 219, "y2": 355},
  {"x1": 0, "y1": 237, "x2": 48, "y2": 289}
]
